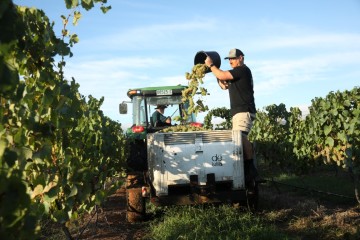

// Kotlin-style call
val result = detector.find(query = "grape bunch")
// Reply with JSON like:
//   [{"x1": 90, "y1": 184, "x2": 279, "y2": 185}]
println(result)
[
  {"x1": 180, "y1": 64, "x2": 209, "y2": 120},
  {"x1": 159, "y1": 125, "x2": 206, "y2": 133}
]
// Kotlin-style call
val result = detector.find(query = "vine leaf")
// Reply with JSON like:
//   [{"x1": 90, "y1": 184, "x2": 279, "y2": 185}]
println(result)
[
  {"x1": 337, "y1": 132, "x2": 347, "y2": 144},
  {"x1": 325, "y1": 136, "x2": 334, "y2": 147},
  {"x1": 73, "y1": 11, "x2": 81, "y2": 26},
  {"x1": 65, "y1": 0, "x2": 79, "y2": 9},
  {"x1": 68, "y1": 185, "x2": 78, "y2": 198},
  {"x1": 31, "y1": 185, "x2": 44, "y2": 199},
  {"x1": 101, "y1": 6, "x2": 112, "y2": 13},
  {"x1": 324, "y1": 125, "x2": 332, "y2": 136}
]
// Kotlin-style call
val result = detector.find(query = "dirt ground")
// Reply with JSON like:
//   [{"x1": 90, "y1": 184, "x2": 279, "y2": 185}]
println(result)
[
  {"x1": 71, "y1": 183, "x2": 360, "y2": 240},
  {"x1": 77, "y1": 186, "x2": 149, "y2": 240}
]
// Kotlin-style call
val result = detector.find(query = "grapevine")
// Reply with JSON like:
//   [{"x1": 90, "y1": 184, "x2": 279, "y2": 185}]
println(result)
[
  {"x1": 203, "y1": 107, "x2": 232, "y2": 130},
  {"x1": 249, "y1": 104, "x2": 306, "y2": 173},
  {"x1": 0, "y1": 1, "x2": 127, "y2": 239}
]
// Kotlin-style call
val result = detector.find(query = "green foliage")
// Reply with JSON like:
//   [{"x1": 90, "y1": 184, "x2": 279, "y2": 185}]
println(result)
[
  {"x1": 65, "y1": 0, "x2": 111, "y2": 12},
  {"x1": 249, "y1": 104, "x2": 309, "y2": 173},
  {"x1": 293, "y1": 87, "x2": 360, "y2": 170},
  {"x1": 248, "y1": 88, "x2": 360, "y2": 201},
  {"x1": 203, "y1": 107, "x2": 231, "y2": 130},
  {"x1": 0, "y1": 1, "x2": 128, "y2": 239}
]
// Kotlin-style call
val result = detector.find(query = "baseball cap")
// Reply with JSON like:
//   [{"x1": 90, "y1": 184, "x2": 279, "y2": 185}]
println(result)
[{"x1": 224, "y1": 48, "x2": 244, "y2": 59}]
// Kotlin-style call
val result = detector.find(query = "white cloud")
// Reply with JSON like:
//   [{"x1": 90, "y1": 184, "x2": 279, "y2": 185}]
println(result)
[
  {"x1": 251, "y1": 33, "x2": 360, "y2": 51},
  {"x1": 80, "y1": 20, "x2": 215, "y2": 51},
  {"x1": 253, "y1": 49, "x2": 360, "y2": 96}
]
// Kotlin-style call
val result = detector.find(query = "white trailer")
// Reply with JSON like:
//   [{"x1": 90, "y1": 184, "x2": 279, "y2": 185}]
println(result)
[{"x1": 145, "y1": 130, "x2": 253, "y2": 206}]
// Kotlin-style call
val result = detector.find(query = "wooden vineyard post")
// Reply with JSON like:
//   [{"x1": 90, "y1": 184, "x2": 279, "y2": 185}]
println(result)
[{"x1": 126, "y1": 172, "x2": 146, "y2": 222}]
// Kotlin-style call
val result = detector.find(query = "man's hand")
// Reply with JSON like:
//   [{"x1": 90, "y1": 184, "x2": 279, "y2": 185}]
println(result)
[
  {"x1": 165, "y1": 117, "x2": 171, "y2": 124},
  {"x1": 217, "y1": 78, "x2": 229, "y2": 90},
  {"x1": 205, "y1": 56, "x2": 213, "y2": 68}
]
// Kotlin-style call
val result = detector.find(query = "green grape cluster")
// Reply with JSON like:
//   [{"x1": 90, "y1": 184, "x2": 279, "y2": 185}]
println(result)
[
  {"x1": 159, "y1": 125, "x2": 206, "y2": 133},
  {"x1": 181, "y1": 64, "x2": 209, "y2": 121}
]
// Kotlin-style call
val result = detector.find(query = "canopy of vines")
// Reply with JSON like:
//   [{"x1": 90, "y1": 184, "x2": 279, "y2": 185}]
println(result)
[{"x1": 1, "y1": 1, "x2": 128, "y2": 239}]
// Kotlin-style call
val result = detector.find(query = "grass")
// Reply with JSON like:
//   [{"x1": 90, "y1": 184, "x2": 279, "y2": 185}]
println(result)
[
  {"x1": 143, "y1": 188, "x2": 359, "y2": 240},
  {"x1": 144, "y1": 204, "x2": 290, "y2": 240}
]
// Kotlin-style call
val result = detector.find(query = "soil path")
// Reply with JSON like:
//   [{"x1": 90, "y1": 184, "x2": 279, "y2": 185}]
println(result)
[{"x1": 79, "y1": 186, "x2": 148, "y2": 240}]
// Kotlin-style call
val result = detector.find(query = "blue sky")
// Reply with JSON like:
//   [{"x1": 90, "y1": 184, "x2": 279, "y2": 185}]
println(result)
[{"x1": 14, "y1": 0, "x2": 360, "y2": 129}]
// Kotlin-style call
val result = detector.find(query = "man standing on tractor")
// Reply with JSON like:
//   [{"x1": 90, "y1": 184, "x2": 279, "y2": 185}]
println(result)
[{"x1": 204, "y1": 48, "x2": 259, "y2": 189}]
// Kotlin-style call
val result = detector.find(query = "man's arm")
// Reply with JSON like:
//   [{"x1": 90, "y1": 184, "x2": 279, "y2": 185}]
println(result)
[{"x1": 205, "y1": 57, "x2": 233, "y2": 81}]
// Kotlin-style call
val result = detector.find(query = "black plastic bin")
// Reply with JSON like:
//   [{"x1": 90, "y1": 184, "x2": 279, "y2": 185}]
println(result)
[{"x1": 194, "y1": 51, "x2": 221, "y2": 73}]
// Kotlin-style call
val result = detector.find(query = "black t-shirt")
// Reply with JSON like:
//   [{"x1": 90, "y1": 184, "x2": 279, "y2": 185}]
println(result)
[{"x1": 228, "y1": 64, "x2": 256, "y2": 116}]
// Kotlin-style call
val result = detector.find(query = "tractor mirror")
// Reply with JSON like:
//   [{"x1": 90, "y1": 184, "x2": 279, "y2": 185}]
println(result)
[{"x1": 119, "y1": 102, "x2": 127, "y2": 114}]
